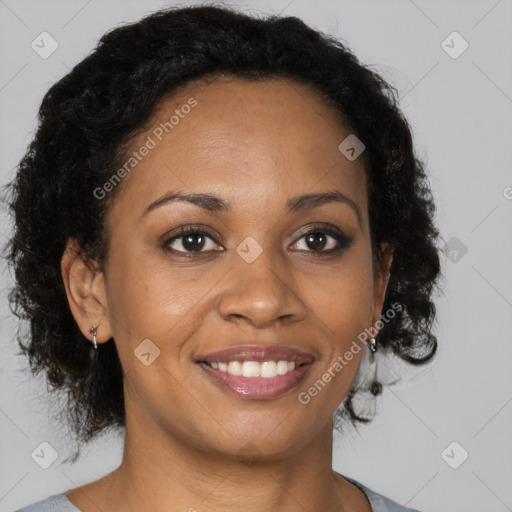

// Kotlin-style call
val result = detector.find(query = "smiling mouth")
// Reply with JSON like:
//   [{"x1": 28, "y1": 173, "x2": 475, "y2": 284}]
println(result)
[
  {"x1": 201, "y1": 359, "x2": 302, "y2": 377},
  {"x1": 195, "y1": 345, "x2": 315, "y2": 399}
]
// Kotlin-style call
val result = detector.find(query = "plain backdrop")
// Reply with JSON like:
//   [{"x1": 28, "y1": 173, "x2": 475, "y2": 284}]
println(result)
[{"x1": 1, "y1": 1, "x2": 511, "y2": 511}]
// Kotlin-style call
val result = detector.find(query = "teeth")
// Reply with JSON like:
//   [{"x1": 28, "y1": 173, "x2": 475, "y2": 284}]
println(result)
[
  {"x1": 277, "y1": 360, "x2": 289, "y2": 375},
  {"x1": 208, "y1": 360, "x2": 296, "y2": 378},
  {"x1": 242, "y1": 361, "x2": 260, "y2": 377},
  {"x1": 228, "y1": 361, "x2": 242, "y2": 375},
  {"x1": 260, "y1": 361, "x2": 277, "y2": 378}
]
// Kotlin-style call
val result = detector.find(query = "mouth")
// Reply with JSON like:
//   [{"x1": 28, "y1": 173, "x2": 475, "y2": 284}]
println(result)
[{"x1": 195, "y1": 345, "x2": 315, "y2": 399}]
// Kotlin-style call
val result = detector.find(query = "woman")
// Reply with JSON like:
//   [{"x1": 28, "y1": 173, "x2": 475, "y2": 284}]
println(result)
[{"x1": 7, "y1": 4, "x2": 440, "y2": 511}]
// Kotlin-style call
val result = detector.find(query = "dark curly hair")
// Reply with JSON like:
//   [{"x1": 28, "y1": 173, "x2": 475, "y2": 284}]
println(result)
[{"x1": 4, "y1": 3, "x2": 441, "y2": 456}]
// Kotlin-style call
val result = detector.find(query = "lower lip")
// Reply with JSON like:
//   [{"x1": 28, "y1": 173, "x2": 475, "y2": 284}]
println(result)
[{"x1": 197, "y1": 362, "x2": 313, "y2": 399}]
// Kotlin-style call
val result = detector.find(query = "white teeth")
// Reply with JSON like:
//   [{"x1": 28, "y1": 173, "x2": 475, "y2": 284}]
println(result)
[
  {"x1": 209, "y1": 360, "x2": 297, "y2": 377},
  {"x1": 260, "y1": 361, "x2": 277, "y2": 378},
  {"x1": 242, "y1": 361, "x2": 260, "y2": 377},
  {"x1": 277, "y1": 360, "x2": 289, "y2": 375},
  {"x1": 228, "y1": 361, "x2": 242, "y2": 375}
]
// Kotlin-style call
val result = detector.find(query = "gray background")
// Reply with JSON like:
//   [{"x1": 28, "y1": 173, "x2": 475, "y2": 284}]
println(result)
[{"x1": 1, "y1": 1, "x2": 511, "y2": 511}]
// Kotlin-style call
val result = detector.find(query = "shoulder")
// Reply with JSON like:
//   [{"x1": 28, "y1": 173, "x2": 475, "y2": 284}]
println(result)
[
  {"x1": 12, "y1": 493, "x2": 79, "y2": 512},
  {"x1": 342, "y1": 474, "x2": 423, "y2": 512}
]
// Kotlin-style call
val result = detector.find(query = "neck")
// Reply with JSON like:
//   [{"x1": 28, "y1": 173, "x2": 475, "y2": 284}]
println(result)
[
  {"x1": 76, "y1": 387, "x2": 371, "y2": 512},
  {"x1": 79, "y1": 382, "x2": 371, "y2": 512},
  {"x1": 114, "y1": 423, "x2": 341, "y2": 511}
]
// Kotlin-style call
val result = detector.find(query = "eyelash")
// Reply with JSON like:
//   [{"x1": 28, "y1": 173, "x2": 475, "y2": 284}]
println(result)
[{"x1": 162, "y1": 223, "x2": 352, "y2": 258}]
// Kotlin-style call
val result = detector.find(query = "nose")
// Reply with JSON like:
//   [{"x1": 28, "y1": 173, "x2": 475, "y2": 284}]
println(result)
[{"x1": 216, "y1": 247, "x2": 307, "y2": 329}]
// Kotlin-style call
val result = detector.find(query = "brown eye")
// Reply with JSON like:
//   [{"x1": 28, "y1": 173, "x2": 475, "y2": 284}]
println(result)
[
  {"x1": 164, "y1": 228, "x2": 222, "y2": 254},
  {"x1": 291, "y1": 225, "x2": 352, "y2": 254},
  {"x1": 303, "y1": 231, "x2": 332, "y2": 251}
]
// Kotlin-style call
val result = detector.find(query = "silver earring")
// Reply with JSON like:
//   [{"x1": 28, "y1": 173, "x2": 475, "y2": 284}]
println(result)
[
  {"x1": 89, "y1": 326, "x2": 98, "y2": 350},
  {"x1": 344, "y1": 336, "x2": 381, "y2": 422}
]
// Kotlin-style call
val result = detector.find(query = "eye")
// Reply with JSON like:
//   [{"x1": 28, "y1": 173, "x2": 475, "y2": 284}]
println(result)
[
  {"x1": 291, "y1": 224, "x2": 352, "y2": 254},
  {"x1": 163, "y1": 223, "x2": 352, "y2": 257},
  {"x1": 164, "y1": 227, "x2": 222, "y2": 254}
]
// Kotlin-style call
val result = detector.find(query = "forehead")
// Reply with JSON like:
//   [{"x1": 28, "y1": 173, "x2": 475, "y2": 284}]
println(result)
[{"x1": 108, "y1": 77, "x2": 368, "y2": 221}]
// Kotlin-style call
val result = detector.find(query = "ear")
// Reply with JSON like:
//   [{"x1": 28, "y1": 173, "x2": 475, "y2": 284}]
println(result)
[
  {"x1": 61, "y1": 238, "x2": 112, "y2": 346},
  {"x1": 371, "y1": 242, "x2": 394, "y2": 326}
]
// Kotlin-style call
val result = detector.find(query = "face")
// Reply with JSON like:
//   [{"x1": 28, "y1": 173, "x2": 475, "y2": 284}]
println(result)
[{"x1": 74, "y1": 78, "x2": 392, "y2": 460}]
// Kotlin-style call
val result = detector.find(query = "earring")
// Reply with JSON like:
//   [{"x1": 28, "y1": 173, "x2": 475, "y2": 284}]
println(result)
[
  {"x1": 368, "y1": 337, "x2": 381, "y2": 395},
  {"x1": 368, "y1": 337, "x2": 381, "y2": 396},
  {"x1": 344, "y1": 338, "x2": 381, "y2": 421},
  {"x1": 89, "y1": 326, "x2": 98, "y2": 350}
]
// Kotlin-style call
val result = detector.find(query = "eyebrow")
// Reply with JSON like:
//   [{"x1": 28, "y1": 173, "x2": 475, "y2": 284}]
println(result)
[{"x1": 140, "y1": 189, "x2": 361, "y2": 226}]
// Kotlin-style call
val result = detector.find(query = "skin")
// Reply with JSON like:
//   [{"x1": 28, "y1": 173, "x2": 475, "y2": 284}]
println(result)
[{"x1": 61, "y1": 77, "x2": 393, "y2": 512}]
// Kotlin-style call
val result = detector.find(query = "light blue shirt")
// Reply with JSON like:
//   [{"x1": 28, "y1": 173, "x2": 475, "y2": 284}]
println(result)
[{"x1": 13, "y1": 476, "x2": 421, "y2": 511}]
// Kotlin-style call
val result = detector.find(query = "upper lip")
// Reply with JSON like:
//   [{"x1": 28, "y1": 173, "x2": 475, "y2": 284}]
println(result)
[{"x1": 196, "y1": 345, "x2": 316, "y2": 365}]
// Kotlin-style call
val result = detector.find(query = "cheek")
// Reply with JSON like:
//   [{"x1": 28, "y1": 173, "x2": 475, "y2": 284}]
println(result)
[
  {"x1": 103, "y1": 242, "x2": 224, "y2": 354},
  {"x1": 296, "y1": 250, "x2": 374, "y2": 402},
  {"x1": 302, "y1": 250, "x2": 375, "y2": 337}
]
